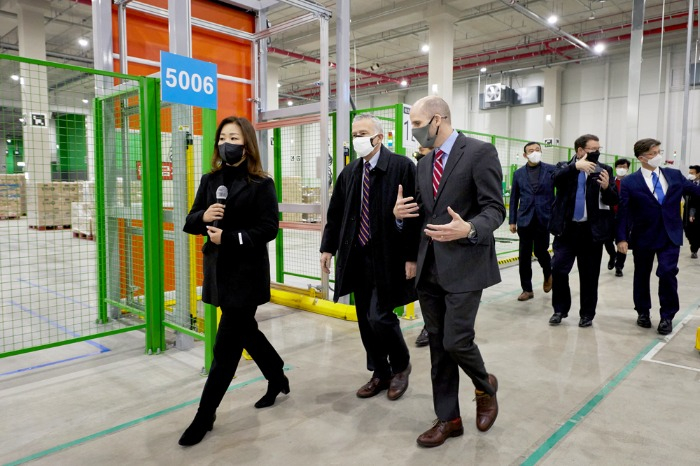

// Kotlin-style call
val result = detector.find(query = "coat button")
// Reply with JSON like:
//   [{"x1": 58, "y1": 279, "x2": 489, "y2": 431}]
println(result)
[
  {"x1": 432, "y1": 214, "x2": 437, "y2": 219},
  {"x1": 343, "y1": 240, "x2": 348, "y2": 245}
]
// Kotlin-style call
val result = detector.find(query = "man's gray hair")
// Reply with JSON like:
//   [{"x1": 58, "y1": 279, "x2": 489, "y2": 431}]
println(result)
[{"x1": 352, "y1": 113, "x2": 384, "y2": 135}]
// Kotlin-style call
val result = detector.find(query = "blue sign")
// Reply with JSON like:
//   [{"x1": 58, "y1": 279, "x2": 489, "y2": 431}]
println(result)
[{"x1": 160, "y1": 51, "x2": 218, "y2": 110}]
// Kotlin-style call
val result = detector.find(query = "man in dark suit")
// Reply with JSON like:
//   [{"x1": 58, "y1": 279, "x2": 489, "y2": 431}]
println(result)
[
  {"x1": 683, "y1": 165, "x2": 700, "y2": 259},
  {"x1": 509, "y1": 142, "x2": 555, "y2": 301},
  {"x1": 603, "y1": 158, "x2": 631, "y2": 277},
  {"x1": 548, "y1": 134, "x2": 618, "y2": 328},
  {"x1": 616, "y1": 139, "x2": 700, "y2": 335},
  {"x1": 394, "y1": 96, "x2": 505, "y2": 448},
  {"x1": 320, "y1": 113, "x2": 418, "y2": 402}
]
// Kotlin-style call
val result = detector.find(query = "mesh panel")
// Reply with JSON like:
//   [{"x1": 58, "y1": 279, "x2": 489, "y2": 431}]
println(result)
[
  {"x1": 276, "y1": 122, "x2": 324, "y2": 289},
  {"x1": 0, "y1": 57, "x2": 144, "y2": 356}
]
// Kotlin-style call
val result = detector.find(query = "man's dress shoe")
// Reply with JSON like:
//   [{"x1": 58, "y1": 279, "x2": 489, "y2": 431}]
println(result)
[
  {"x1": 549, "y1": 313, "x2": 567, "y2": 325},
  {"x1": 475, "y1": 374, "x2": 498, "y2": 432},
  {"x1": 517, "y1": 291, "x2": 534, "y2": 301},
  {"x1": 578, "y1": 316, "x2": 593, "y2": 328},
  {"x1": 657, "y1": 319, "x2": 673, "y2": 335},
  {"x1": 416, "y1": 418, "x2": 464, "y2": 448},
  {"x1": 636, "y1": 314, "x2": 652, "y2": 328},
  {"x1": 387, "y1": 364, "x2": 411, "y2": 400},
  {"x1": 356, "y1": 377, "x2": 391, "y2": 398}
]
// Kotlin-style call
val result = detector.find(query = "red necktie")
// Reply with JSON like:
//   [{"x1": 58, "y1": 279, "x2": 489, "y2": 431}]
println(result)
[
  {"x1": 358, "y1": 162, "x2": 371, "y2": 246},
  {"x1": 433, "y1": 149, "x2": 444, "y2": 199}
]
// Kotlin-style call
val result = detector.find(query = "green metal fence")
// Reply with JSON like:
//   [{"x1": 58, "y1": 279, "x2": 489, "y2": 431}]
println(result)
[{"x1": 0, "y1": 54, "x2": 165, "y2": 358}]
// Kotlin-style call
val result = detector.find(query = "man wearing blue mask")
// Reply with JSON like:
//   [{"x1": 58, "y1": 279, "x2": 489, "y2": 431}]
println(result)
[
  {"x1": 547, "y1": 134, "x2": 618, "y2": 328},
  {"x1": 509, "y1": 142, "x2": 556, "y2": 301},
  {"x1": 617, "y1": 140, "x2": 700, "y2": 335},
  {"x1": 321, "y1": 113, "x2": 419, "y2": 402},
  {"x1": 394, "y1": 96, "x2": 505, "y2": 447}
]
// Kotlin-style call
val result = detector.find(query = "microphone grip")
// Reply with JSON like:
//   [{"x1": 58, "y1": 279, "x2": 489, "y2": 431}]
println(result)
[{"x1": 213, "y1": 198, "x2": 226, "y2": 228}]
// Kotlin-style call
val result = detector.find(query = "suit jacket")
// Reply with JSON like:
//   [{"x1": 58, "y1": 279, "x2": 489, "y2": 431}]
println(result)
[
  {"x1": 183, "y1": 169, "x2": 279, "y2": 309},
  {"x1": 508, "y1": 162, "x2": 556, "y2": 228},
  {"x1": 320, "y1": 145, "x2": 419, "y2": 308},
  {"x1": 683, "y1": 179, "x2": 700, "y2": 226},
  {"x1": 617, "y1": 168, "x2": 700, "y2": 250},
  {"x1": 548, "y1": 157, "x2": 618, "y2": 242},
  {"x1": 414, "y1": 133, "x2": 506, "y2": 293}
]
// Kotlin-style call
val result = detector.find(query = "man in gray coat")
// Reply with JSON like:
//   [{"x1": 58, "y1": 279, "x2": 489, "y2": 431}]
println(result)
[{"x1": 395, "y1": 96, "x2": 505, "y2": 447}]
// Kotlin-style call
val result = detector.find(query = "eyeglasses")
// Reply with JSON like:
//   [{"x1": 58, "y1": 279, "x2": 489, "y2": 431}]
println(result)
[{"x1": 642, "y1": 150, "x2": 664, "y2": 157}]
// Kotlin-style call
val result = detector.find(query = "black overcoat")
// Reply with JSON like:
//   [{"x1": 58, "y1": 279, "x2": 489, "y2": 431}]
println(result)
[
  {"x1": 183, "y1": 169, "x2": 279, "y2": 309},
  {"x1": 320, "y1": 145, "x2": 419, "y2": 308}
]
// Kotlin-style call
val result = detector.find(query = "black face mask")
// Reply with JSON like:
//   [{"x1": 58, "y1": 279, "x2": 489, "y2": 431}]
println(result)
[
  {"x1": 586, "y1": 150, "x2": 600, "y2": 163},
  {"x1": 218, "y1": 143, "x2": 245, "y2": 165}
]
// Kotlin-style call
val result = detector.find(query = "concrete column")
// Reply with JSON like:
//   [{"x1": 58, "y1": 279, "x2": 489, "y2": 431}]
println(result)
[
  {"x1": 17, "y1": 0, "x2": 52, "y2": 184},
  {"x1": 266, "y1": 56, "x2": 284, "y2": 112},
  {"x1": 625, "y1": 0, "x2": 645, "y2": 154},
  {"x1": 543, "y1": 66, "x2": 564, "y2": 145},
  {"x1": 427, "y1": 12, "x2": 455, "y2": 107}
]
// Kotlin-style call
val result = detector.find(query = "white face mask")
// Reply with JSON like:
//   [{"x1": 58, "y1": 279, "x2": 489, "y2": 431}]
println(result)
[
  {"x1": 526, "y1": 151, "x2": 542, "y2": 164},
  {"x1": 688, "y1": 174, "x2": 697, "y2": 181},
  {"x1": 616, "y1": 167, "x2": 628, "y2": 177},
  {"x1": 647, "y1": 154, "x2": 664, "y2": 168},
  {"x1": 353, "y1": 134, "x2": 378, "y2": 158}
]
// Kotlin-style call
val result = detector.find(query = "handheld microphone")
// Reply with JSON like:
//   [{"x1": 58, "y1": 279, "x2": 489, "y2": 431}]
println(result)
[{"x1": 214, "y1": 185, "x2": 228, "y2": 227}]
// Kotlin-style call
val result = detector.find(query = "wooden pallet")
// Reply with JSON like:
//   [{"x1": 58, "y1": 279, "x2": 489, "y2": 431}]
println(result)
[
  {"x1": 0, "y1": 215, "x2": 21, "y2": 220},
  {"x1": 72, "y1": 231, "x2": 95, "y2": 241},
  {"x1": 29, "y1": 224, "x2": 72, "y2": 231}
]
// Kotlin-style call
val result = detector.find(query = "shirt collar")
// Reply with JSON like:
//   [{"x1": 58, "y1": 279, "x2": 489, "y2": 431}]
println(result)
[
  {"x1": 436, "y1": 130, "x2": 459, "y2": 156},
  {"x1": 640, "y1": 166, "x2": 661, "y2": 178},
  {"x1": 364, "y1": 150, "x2": 380, "y2": 170}
]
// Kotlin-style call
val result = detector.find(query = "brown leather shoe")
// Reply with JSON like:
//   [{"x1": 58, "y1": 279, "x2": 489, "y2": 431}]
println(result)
[
  {"x1": 416, "y1": 418, "x2": 464, "y2": 448},
  {"x1": 387, "y1": 363, "x2": 411, "y2": 400},
  {"x1": 543, "y1": 275, "x2": 553, "y2": 293},
  {"x1": 517, "y1": 291, "x2": 534, "y2": 301},
  {"x1": 356, "y1": 377, "x2": 391, "y2": 398},
  {"x1": 475, "y1": 374, "x2": 498, "y2": 432}
]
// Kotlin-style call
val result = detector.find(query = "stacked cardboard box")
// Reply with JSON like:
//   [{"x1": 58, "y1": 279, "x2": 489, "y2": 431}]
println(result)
[
  {"x1": 27, "y1": 181, "x2": 81, "y2": 227},
  {"x1": 0, "y1": 174, "x2": 24, "y2": 218},
  {"x1": 281, "y1": 176, "x2": 302, "y2": 222},
  {"x1": 71, "y1": 202, "x2": 95, "y2": 238}
]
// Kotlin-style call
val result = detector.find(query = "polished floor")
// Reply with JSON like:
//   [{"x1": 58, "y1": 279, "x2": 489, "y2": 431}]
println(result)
[{"x1": 2, "y1": 251, "x2": 700, "y2": 465}]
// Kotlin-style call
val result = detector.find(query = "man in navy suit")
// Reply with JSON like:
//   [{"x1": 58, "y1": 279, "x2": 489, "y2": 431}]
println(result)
[
  {"x1": 547, "y1": 134, "x2": 618, "y2": 328},
  {"x1": 509, "y1": 142, "x2": 555, "y2": 301},
  {"x1": 617, "y1": 139, "x2": 700, "y2": 335}
]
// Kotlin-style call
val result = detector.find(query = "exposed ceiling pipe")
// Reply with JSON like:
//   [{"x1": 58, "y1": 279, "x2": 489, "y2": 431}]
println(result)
[
  {"x1": 289, "y1": 16, "x2": 696, "y2": 98},
  {"x1": 268, "y1": 46, "x2": 408, "y2": 87},
  {"x1": 0, "y1": 42, "x2": 94, "y2": 64},
  {"x1": 501, "y1": 0, "x2": 594, "y2": 53}
]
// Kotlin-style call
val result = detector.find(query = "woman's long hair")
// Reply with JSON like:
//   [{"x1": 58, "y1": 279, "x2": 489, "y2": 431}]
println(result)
[{"x1": 211, "y1": 116, "x2": 268, "y2": 179}]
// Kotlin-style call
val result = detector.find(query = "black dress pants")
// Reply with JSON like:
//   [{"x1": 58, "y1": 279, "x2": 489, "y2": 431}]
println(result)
[
  {"x1": 604, "y1": 238, "x2": 627, "y2": 270},
  {"x1": 417, "y1": 245, "x2": 495, "y2": 421},
  {"x1": 353, "y1": 241, "x2": 410, "y2": 380},
  {"x1": 198, "y1": 306, "x2": 285, "y2": 416},
  {"x1": 517, "y1": 219, "x2": 552, "y2": 292},
  {"x1": 551, "y1": 221, "x2": 604, "y2": 319}
]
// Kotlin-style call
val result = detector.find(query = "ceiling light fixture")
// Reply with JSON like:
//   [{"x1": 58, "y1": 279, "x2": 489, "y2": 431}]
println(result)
[
  {"x1": 369, "y1": 63, "x2": 381, "y2": 71},
  {"x1": 287, "y1": 100, "x2": 293, "y2": 106},
  {"x1": 82, "y1": 99, "x2": 89, "y2": 104},
  {"x1": 480, "y1": 67, "x2": 487, "y2": 72},
  {"x1": 421, "y1": 44, "x2": 430, "y2": 53},
  {"x1": 10, "y1": 75, "x2": 19, "y2": 81},
  {"x1": 588, "y1": 12, "x2": 596, "y2": 20},
  {"x1": 594, "y1": 42, "x2": 606, "y2": 54},
  {"x1": 276, "y1": 83, "x2": 281, "y2": 88},
  {"x1": 78, "y1": 38, "x2": 89, "y2": 47},
  {"x1": 547, "y1": 15, "x2": 558, "y2": 24},
  {"x1": 400, "y1": 79, "x2": 408, "y2": 87}
]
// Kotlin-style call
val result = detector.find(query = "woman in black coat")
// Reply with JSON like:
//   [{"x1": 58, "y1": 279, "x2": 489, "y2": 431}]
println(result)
[{"x1": 179, "y1": 116, "x2": 288, "y2": 446}]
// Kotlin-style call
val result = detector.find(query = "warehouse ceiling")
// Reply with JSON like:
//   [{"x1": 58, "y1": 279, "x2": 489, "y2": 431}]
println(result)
[{"x1": 0, "y1": 0, "x2": 696, "y2": 109}]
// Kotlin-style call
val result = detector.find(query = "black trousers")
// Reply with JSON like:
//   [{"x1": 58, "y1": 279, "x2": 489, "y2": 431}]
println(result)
[
  {"x1": 551, "y1": 221, "x2": 604, "y2": 318},
  {"x1": 517, "y1": 220, "x2": 552, "y2": 292},
  {"x1": 632, "y1": 240, "x2": 680, "y2": 320},
  {"x1": 198, "y1": 306, "x2": 285, "y2": 416},
  {"x1": 417, "y1": 245, "x2": 495, "y2": 421},
  {"x1": 353, "y1": 241, "x2": 409, "y2": 380},
  {"x1": 604, "y1": 239, "x2": 627, "y2": 270},
  {"x1": 684, "y1": 222, "x2": 700, "y2": 253}
]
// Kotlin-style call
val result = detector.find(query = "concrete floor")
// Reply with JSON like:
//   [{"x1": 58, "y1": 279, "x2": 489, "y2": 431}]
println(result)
[{"x1": 2, "y1": 251, "x2": 700, "y2": 465}]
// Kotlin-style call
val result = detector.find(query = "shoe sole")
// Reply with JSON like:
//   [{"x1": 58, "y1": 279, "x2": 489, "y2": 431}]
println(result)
[
  {"x1": 416, "y1": 427, "x2": 464, "y2": 448},
  {"x1": 637, "y1": 322, "x2": 652, "y2": 328}
]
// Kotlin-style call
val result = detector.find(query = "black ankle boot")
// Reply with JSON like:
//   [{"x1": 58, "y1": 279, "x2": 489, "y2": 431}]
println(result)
[
  {"x1": 254, "y1": 375, "x2": 290, "y2": 409},
  {"x1": 178, "y1": 412, "x2": 216, "y2": 446}
]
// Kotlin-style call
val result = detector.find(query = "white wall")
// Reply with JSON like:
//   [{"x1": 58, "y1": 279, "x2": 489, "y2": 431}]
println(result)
[{"x1": 355, "y1": 44, "x2": 699, "y2": 166}]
